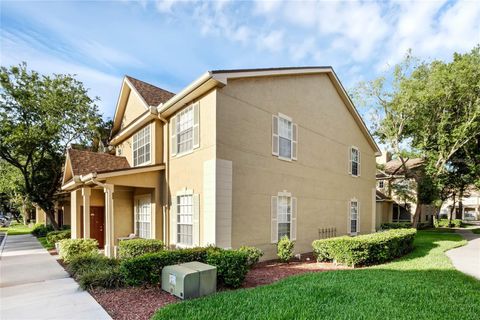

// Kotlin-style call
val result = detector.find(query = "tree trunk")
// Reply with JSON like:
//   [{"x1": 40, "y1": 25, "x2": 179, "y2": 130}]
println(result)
[
  {"x1": 449, "y1": 193, "x2": 456, "y2": 226},
  {"x1": 458, "y1": 188, "x2": 464, "y2": 220},
  {"x1": 38, "y1": 204, "x2": 59, "y2": 230}
]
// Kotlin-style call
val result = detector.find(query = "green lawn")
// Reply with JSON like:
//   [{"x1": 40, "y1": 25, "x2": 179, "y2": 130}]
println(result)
[
  {"x1": 38, "y1": 237, "x2": 55, "y2": 250},
  {"x1": 0, "y1": 222, "x2": 33, "y2": 235},
  {"x1": 471, "y1": 228, "x2": 480, "y2": 235},
  {"x1": 153, "y1": 231, "x2": 480, "y2": 320}
]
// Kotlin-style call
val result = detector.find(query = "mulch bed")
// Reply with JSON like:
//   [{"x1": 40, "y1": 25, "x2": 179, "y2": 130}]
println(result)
[{"x1": 89, "y1": 259, "x2": 344, "y2": 320}]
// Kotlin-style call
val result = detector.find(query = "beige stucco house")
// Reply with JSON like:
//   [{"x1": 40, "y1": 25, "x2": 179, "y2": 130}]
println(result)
[{"x1": 61, "y1": 67, "x2": 381, "y2": 259}]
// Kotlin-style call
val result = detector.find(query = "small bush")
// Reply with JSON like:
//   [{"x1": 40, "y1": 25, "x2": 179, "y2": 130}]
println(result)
[
  {"x1": 120, "y1": 247, "x2": 212, "y2": 286},
  {"x1": 381, "y1": 222, "x2": 412, "y2": 229},
  {"x1": 67, "y1": 252, "x2": 118, "y2": 278},
  {"x1": 434, "y1": 218, "x2": 463, "y2": 228},
  {"x1": 32, "y1": 224, "x2": 54, "y2": 237},
  {"x1": 46, "y1": 230, "x2": 71, "y2": 245},
  {"x1": 206, "y1": 250, "x2": 249, "y2": 288},
  {"x1": 312, "y1": 228, "x2": 416, "y2": 267},
  {"x1": 238, "y1": 246, "x2": 263, "y2": 267},
  {"x1": 59, "y1": 238, "x2": 98, "y2": 263},
  {"x1": 78, "y1": 267, "x2": 125, "y2": 290},
  {"x1": 277, "y1": 236, "x2": 295, "y2": 263},
  {"x1": 118, "y1": 239, "x2": 165, "y2": 259}
]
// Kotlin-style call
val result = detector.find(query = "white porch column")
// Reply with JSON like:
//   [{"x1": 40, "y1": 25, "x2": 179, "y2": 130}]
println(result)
[
  {"x1": 103, "y1": 184, "x2": 115, "y2": 258},
  {"x1": 82, "y1": 188, "x2": 91, "y2": 239}
]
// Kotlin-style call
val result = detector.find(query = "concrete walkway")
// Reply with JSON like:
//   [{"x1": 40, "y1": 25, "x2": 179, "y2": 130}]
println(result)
[
  {"x1": 446, "y1": 229, "x2": 480, "y2": 280},
  {"x1": 0, "y1": 234, "x2": 111, "y2": 320}
]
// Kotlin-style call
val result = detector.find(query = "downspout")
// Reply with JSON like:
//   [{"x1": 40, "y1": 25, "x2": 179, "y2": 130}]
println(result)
[{"x1": 157, "y1": 110, "x2": 169, "y2": 245}]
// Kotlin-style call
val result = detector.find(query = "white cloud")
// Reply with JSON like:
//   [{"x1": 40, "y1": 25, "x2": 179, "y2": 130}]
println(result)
[
  {"x1": 76, "y1": 40, "x2": 145, "y2": 69},
  {"x1": 257, "y1": 30, "x2": 284, "y2": 52}
]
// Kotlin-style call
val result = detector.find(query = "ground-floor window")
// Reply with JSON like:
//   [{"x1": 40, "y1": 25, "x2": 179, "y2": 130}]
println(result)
[
  {"x1": 277, "y1": 195, "x2": 291, "y2": 240},
  {"x1": 350, "y1": 200, "x2": 359, "y2": 235},
  {"x1": 177, "y1": 194, "x2": 193, "y2": 245},
  {"x1": 135, "y1": 196, "x2": 152, "y2": 239}
]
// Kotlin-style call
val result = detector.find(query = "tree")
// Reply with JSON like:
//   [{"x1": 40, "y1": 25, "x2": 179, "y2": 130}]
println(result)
[
  {"x1": 353, "y1": 46, "x2": 480, "y2": 226},
  {"x1": 0, "y1": 63, "x2": 102, "y2": 229}
]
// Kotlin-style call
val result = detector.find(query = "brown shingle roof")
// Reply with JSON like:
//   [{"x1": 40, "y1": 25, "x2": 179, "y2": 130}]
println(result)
[
  {"x1": 67, "y1": 148, "x2": 130, "y2": 176},
  {"x1": 126, "y1": 76, "x2": 175, "y2": 106},
  {"x1": 384, "y1": 158, "x2": 424, "y2": 175}
]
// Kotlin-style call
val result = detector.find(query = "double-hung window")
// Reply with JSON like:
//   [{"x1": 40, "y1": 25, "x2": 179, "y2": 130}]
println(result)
[
  {"x1": 349, "y1": 200, "x2": 359, "y2": 235},
  {"x1": 176, "y1": 106, "x2": 194, "y2": 154},
  {"x1": 177, "y1": 194, "x2": 193, "y2": 246},
  {"x1": 135, "y1": 196, "x2": 152, "y2": 239},
  {"x1": 272, "y1": 114, "x2": 298, "y2": 161},
  {"x1": 271, "y1": 191, "x2": 297, "y2": 243},
  {"x1": 350, "y1": 147, "x2": 360, "y2": 176},
  {"x1": 133, "y1": 125, "x2": 151, "y2": 166}
]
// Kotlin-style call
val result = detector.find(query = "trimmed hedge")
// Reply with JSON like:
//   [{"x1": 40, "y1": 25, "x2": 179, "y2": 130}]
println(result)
[
  {"x1": 67, "y1": 252, "x2": 124, "y2": 289},
  {"x1": 238, "y1": 246, "x2": 264, "y2": 267},
  {"x1": 59, "y1": 239, "x2": 98, "y2": 263},
  {"x1": 120, "y1": 247, "x2": 249, "y2": 288},
  {"x1": 434, "y1": 219, "x2": 463, "y2": 228},
  {"x1": 381, "y1": 222, "x2": 413, "y2": 229},
  {"x1": 32, "y1": 224, "x2": 54, "y2": 237},
  {"x1": 67, "y1": 253, "x2": 118, "y2": 278},
  {"x1": 312, "y1": 228, "x2": 417, "y2": 267},
  {"x1": 118, "y1": 239, "x2": 165, "y2": 259},
  {"x1": 277, "y1": 236, "x2": 295, "y2": 262},
  {"x1": 46, "y1": 230, "x2": 71, "y2": 245}
]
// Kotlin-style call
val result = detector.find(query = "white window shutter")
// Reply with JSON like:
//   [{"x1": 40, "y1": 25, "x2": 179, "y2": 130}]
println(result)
[
  {"x1": 357, "y1": 201, "x2": 360, "y2": 234},
  {"x1": 292, "y1": 123, "x2": 298, "y2": 160},
  {"x1": 271, "y1": 196, "x2": 278, "y2": 243},
  {"x1": 347, "y1": 201, "x2": 351, "y2": 234},
  {"x1": 193, "y1": 103, "x2": 200, "y2": 149},
  {"x1": 171, "y1": 116, "x2": 177, "y2": 157},
  {"x1": 193, "y1": 193, "x2": 200, "y2": 246},
  {"x1": 170, "y1": 196, "x2": 177, "y2": 245},
  {"x1": 348, "y1": 147, "x2": 352, "y2": 174},
  {"x1": 272, "y1": 115, "x2": 279, "y2": 156},
  {"x1": 291, "y1": 197, "x2": 297, "y2": 241}
]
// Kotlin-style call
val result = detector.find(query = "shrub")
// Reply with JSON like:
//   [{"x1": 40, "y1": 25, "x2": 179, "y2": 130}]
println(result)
[
  {"x1": 238, "y1": 246, "x2": 264, "y2": 267},
  {"x1": 206, "y1": 249, "x2": 249, "y2": 288},
  {"x1": 120, "y1": 247, "x2": 212, "y2": 286},
  {"x1": 67, "y1": 252, "x2": 118, "y2": 278},
  {"x1": 118, "y1": 239, "x2": 165, "y2": 259},
  {"x1": 78, "y1": 267, "x2": 125, "y2": 290},
  {"x1": 32, "y1": 224, "x2": 54, "y2": 237},
  {"x1": 381, "y1": 222, "x2": 412, "y2": 229},
  {"x1": 434, "y1": 218, "x2": 463, "y2": 228},
  {"x1": 312, "y1": 228, "x2": 416, "y2": 267},
  {"x1": 59, "y1": 238, "x2": 98, "y2": 263},
  {"x1": 46, "y1": 230, "x2": 71, "y2": 245},
  {"x1": 277, "y1": 236, "x2": 295, "y2": 263}
]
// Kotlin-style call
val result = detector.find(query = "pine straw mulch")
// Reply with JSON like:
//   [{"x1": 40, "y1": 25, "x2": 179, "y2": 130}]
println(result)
[{"x1": 89, "y1": 258, "x2": 346, "y2": 320}]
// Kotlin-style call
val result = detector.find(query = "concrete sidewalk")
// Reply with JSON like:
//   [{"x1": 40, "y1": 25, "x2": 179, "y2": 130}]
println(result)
[
  {"x1": 446, "y1": 229, "x2": 480, "y2": 280},
  {"x1": 0, "y1": 234, "x2": 111, "y2": 320}
]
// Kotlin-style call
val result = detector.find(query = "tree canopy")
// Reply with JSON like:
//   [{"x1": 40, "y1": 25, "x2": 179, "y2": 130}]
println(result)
[{"x1": 0, "y1": 63, "x2": 103, "y2": 228}]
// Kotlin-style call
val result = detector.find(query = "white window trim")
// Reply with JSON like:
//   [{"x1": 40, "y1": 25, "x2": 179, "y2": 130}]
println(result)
[
  {"x1": 134, "y1": 194, "x2": 153, "y2": 239},
  {"x1": 171, "y1": 103, "x2": 200, "y2": 159},
  {"x1": 175, "y1": 188, "x2": 194, "y2": 248},
  {"x1": 275, "y1": 190, "x2": 296, "y2": 242},
  {"x1": 277, "y1": 113, "x2": 295, "y2": 162},
  {"x1": 132, "y1": 124, "x2": 152, "y2": 167},
  {"x1": 349, "y1": 146, "x2": 360, "y2": 177},
  {"x1": 349, "y1": 198, "x2": 359, "y2": 236}
]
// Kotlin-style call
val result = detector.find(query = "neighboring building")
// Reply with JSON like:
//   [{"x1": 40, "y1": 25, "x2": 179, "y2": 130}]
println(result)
[
  {"x1": 34, "y1": 193, "x2": 71, "y2": 227},
  {"x1": 375, "y1": 153, "x2": 433, "y2": 227},
  {"x1": 61, "y1": 67, "x2": 381, "y2": 259},
  {"x1": 439, "y1": 186, "x2": 480, "y2": 221}
]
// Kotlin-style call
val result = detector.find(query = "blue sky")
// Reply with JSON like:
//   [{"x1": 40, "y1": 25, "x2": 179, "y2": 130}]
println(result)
[{"x1": 1, "y1": 0, "x2": 479, "y2": 119}]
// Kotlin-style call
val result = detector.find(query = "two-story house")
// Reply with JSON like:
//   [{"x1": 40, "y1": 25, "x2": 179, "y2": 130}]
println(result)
[{"x1": 61, "y1": 67, "x2": 381, "y2": 259}]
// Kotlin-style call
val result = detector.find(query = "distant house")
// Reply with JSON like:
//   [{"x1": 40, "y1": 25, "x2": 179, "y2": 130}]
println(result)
[
  {"x1": 61, "y1": 67, "x2": 381, "y2": 259},
  {"x1": 34, "y1": 193, "x2": 71, "y2": 227},
  {"x1": 375, "y1": 152, "x2": 434, "y2": 227},
  {"x1": 439, "y1": 186, "x2": 480, "y2": 221}
]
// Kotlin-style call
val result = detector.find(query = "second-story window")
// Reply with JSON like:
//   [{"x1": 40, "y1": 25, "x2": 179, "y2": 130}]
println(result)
[
  {"x1": 349, "y1": 146, "x2": 360, "y2": 176},
  {"x1": 133, "y1": 125, "x2": 151, "y2": 166},
  {"x1": 272, "y1": 114, "x2": 298, "y2": 161},
  {"x1": 378, "y1": 180, "x2": 384, "y2": 188},
  {"x1": 177, "y1": 106, "x2": 194, "y2": 154}
]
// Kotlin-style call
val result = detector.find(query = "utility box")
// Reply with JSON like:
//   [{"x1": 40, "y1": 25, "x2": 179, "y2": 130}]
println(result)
[{"x1": 161, "y1": 261, "x2": 217, "y2": 299}]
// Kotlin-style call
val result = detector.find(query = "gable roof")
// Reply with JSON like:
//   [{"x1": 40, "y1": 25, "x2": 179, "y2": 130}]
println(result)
[
  {"x1": 125, "y1": 76, "x2": 175, "y2": 106},
  {"x1": 66, "y1": 148, "x2": 130, "y2": 176},
  {"x1": 157, "y1": 66, "x2": 381, "y2": 155}
]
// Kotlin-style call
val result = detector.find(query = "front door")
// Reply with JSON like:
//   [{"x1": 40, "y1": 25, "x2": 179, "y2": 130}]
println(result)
[{"x1": 90, "y1": 206, "x2": 105, "y2": 248}]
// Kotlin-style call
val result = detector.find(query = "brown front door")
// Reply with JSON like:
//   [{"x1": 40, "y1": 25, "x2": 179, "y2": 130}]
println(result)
[{"x1": 90, "y1": 206, "x2": 105, "y2": 248}]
